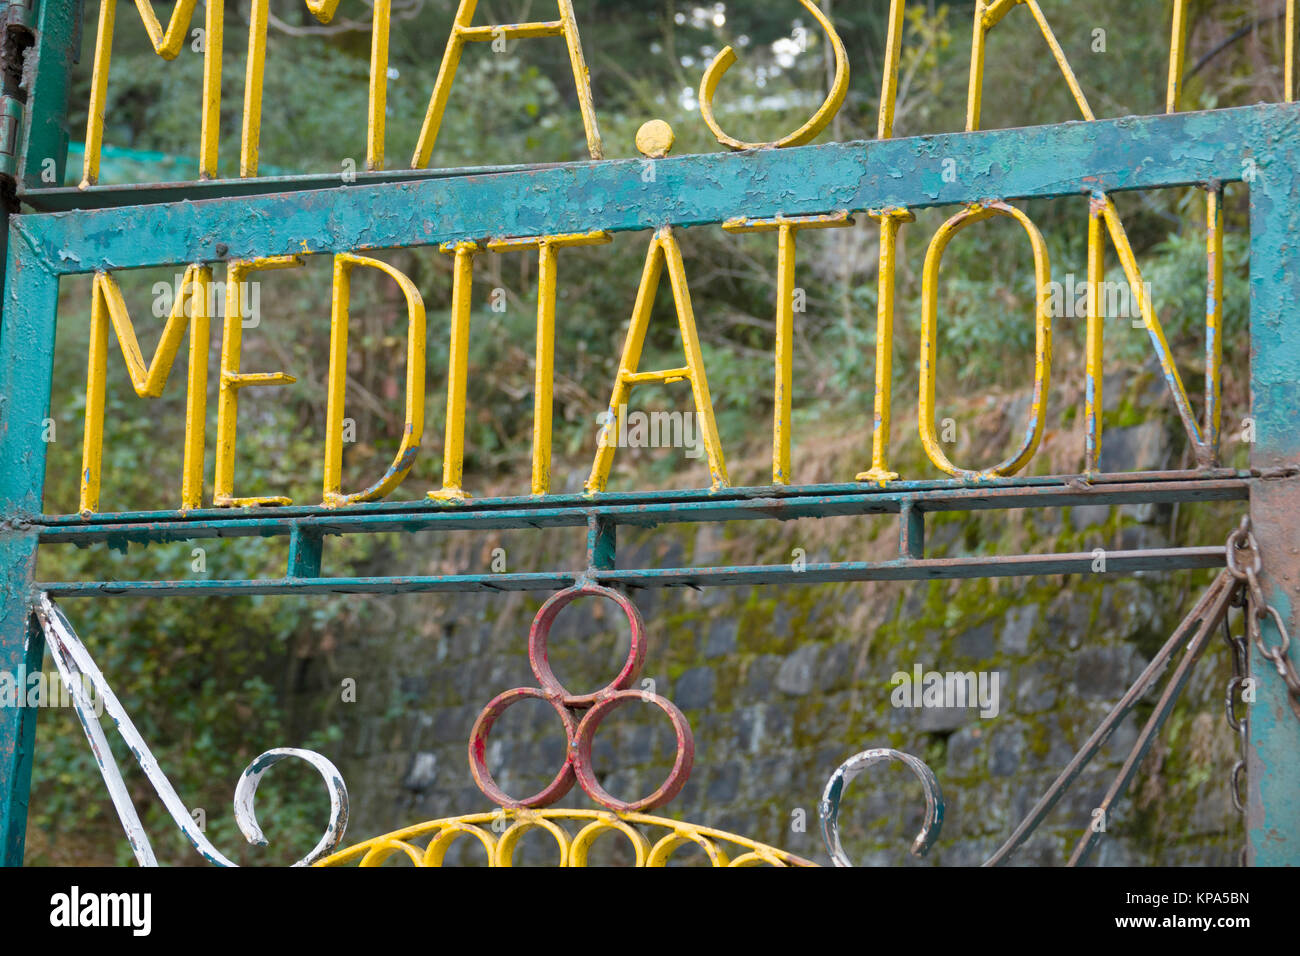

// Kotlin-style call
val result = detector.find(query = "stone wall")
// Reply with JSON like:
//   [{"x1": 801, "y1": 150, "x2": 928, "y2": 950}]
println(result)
[{"x1": 312, "y1": 418, "x2": 1245, "y2": 866}]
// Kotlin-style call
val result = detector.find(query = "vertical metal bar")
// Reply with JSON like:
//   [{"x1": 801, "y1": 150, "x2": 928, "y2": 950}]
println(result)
[
  {"x1": 287, "y1": 524, "x2": 324, "y2": 579},
  {"x1": 586, "y1": 515, "x2": 616, "y2": 572},
  {"x1": 533, "y1": 242, "x2": 557, "y2": 496},
  {"x1": 1204, "y1": 183, "x2": 1223, "y2": 463},
  {"x1": 0, "y1": 616, "x2": 42, "y2": 866},
  {"x1": 1288, "y1": 0, "x2": 1296, "y2": 104},
  {"x1": 1084, "y1": 194, "x2": 1105, "y2": 474},
  {"x1": 240, "y1": 0, "x2": 270, "y2": 177},
  {"x1": 857, "y1": 207, "x2": 912, "y2": 484},
  {"x1": 366, "y1": 0, "x2": 391, "y2": 170},
  {"x1": 1166, "y1": 0, "x2": 1188, "y2": 113},
  {"x1": 0, "y1": 235, "x2": 59, "y2": 865},
  {"x1": 876, "y1": 0, "x2": 905, "y2": 140},
  {"x1": 772, "y1": 224, "x2": 795, "y2": 485},
  {"x1": 430, "y1": 241, "x2": 479, "y2": 501},
  {"x1": 898, "y1": 499, "x2": 924, "y2": 560},
  {"x1": 1246, "y1": 153, "x2": 1300, "y2": 866},
  {"x1": 20, "y1": 0, "x2": 78, "y2": 190}
]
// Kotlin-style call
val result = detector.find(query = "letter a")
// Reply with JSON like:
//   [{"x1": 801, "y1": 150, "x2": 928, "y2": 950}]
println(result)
[
  {"x1": 587, "y1": 227, "x2": 728, "y2": 493},
  {"x1": 412, "y1": 0, "x2": 603, "y2": 167}
]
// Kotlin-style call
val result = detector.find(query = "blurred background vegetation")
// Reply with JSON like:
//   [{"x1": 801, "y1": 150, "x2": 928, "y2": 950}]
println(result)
[{"x1": 23, "y1": 0, "x2": 1286, "y2": 863}]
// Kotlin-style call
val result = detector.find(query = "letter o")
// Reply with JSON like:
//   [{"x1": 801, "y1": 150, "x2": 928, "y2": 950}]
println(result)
[{"x1": 918, "y1": 202, "x2": 1052, "y2": 478}]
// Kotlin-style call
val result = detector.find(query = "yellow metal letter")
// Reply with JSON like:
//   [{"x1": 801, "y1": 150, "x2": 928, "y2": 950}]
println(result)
[
  {"x1": 428, "y1": 242, "x2": 482, "y2": 502},
  {"x1": 722, "y1": 212, "x2": 854, "y2": 485},
  {"x1": 411, "y1": 0, "x2": 603, "y2": 168},
  {"x1": 240, "y1": 0, "x2": 390, "y2": 176},
  {"x1": 966, "y1": 0, "x2": 1215, "y2": 468},
  {"x1": 966, "y1": 0, "x2": 1094, "y2": 132},
  {"x1": 323, "y1": 254, "x2": 427, "y2": 508},
  {"x1": 486, "y1": 231, "x2": 612, "y2": 496},
  {"x1": 82, "y1": 0, "x2": 224, "y2": 186},
  {"x1": 919, "y1": 203, "x2": 1052, "y2": 479},
  {"x1": 700, "y1": 0, "x2": 849, "y2": 150},
  {"x1": 856, "y1": 207, "x2": 914, "y2": 484},
  {"x1": 1084, "y1": 195, "x2": 1105, "y2": 474},
  {"x1": 80, "y1": 266, "x2": 212, "y2": 514},
  {"x1": 586, "y1": 227, "x2": 728, "y2": 494},
  {"x1": 214, "y1": 256, "x2": 305, "y2": 507}
]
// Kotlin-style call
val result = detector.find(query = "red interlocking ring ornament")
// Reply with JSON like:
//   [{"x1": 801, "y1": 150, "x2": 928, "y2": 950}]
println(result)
[{"x1": 468, "y1": 583, "x2": 695, "y2": 813}]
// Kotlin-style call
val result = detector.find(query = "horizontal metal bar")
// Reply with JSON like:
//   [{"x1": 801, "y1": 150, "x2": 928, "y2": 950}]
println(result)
[
  {"x1": 13, "y1": 104, "x2": 1286, "y2": 276},
  {"x1": 18, "y1": 161, "x2": 570, "y2": 213},
  {"x1": 36, "y1": 546, "x2": 1225, "y2": 597},
  {"x1": 33, "y1": 476, "x2": 1250, "y2": 547},
  {"x1": 596, "y1": 547, "x2": 1227, "y2": 588},
  {"x1": 34, "y1": 468, "x2": 1248, "y2": 527},
  {"x1": 38, "y1": 573, "x2": 578, "y2": 597}
]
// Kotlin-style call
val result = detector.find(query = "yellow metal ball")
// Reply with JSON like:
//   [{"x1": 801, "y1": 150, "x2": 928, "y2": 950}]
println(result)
[{"x1": 636, "y1": 120, "x2": 675, "y2": 159}]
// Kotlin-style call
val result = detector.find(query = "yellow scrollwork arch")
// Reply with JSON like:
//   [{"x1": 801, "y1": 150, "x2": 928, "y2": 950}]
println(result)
[{"x1": 699, "y1": 0, "x2": 849, "y2": 151}]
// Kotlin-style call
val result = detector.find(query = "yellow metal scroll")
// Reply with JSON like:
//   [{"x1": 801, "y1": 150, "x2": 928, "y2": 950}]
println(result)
[
  {"x1": 700, "y1": 0, "x2": 849, "y2": 150},
  {"x1": 723, "y1": 212, "x2": 854, "y2": 485},
  {"x1": 919, "y1": 202, "x2": 1052, "y2": 479},
  {"x1": 586, "y1": 227, "x2": 729, "y2": 494},
  {"x1": 486, "y1": 231, "x2": 613, "y2": 497},
  {"x1": 322, "y1": 254, "x2": 427, "y2": 508},
  {"x1": 411, "y1": 0, "x2": 603, "y2": 168},
  {"x1": 214, "y1": 256, "x2": 305, "y2": 508},
  {"x1": 316, "y1": 809, "x2": 817, "y2": 867},
  {"x1": 80, "y1": 266, "x2": 212, "y2": 514}
]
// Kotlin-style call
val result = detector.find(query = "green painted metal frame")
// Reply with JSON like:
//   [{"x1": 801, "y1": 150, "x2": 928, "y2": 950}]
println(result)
[{"x1": 0, "y1": 0, "x2": 1298, "y2": 865}]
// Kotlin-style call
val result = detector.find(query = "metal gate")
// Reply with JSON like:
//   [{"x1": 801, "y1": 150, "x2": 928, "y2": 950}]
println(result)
[{"x1": 1, "y1": 0, "x2": 1298, "y2": 866}]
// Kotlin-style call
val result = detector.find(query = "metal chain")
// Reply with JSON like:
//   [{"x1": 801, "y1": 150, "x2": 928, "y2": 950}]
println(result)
[
  {"x1": 1226, "y1": 517, "x2": 1300, "y2": 704},
  {"x1": 1222, "y1": 608, "x2": 1249, "y2": 816},
  {"x1": 1222, "y1": 516, "x2": 1300, "y2": 866}
]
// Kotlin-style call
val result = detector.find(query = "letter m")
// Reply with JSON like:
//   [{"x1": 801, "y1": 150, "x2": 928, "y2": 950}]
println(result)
[{"x1": 81, "y1": 266, "x2": 213, "y2": 514}]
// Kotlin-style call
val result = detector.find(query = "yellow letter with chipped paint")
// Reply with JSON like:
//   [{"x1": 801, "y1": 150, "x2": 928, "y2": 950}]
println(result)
[
  {"x1": 82, "y1": 0, "x2": 224, "y2": 185},
  {"x1": 586, "y1": 227, "x2": 728, "y2": 494},
  {"x1": 411, "y1": 0, "x2": 603, "y2": 168},
  {"x1": 323, "y1": 253, "x2": 427, "y2": 507},
  {"x1": 80, "y1": 266, "x2": 212, "y2": 514},
  {"x1": 213, "y1": 256, "x2": 305, "y2": 508},
  {"x1": 485, "y1": 231, "x2": 612, "y2": 495}
]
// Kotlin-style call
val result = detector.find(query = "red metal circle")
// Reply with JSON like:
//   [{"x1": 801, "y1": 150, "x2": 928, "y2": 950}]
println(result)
[
  {"x1": 468, "y1": 687, "x2": 577, "y2": 808},
  {"x1": 528, "y1": 584, "x2": 647, "y2": 708},
  {"x1": 571, "y1": 690, "x2": 695, "y2": 813}
]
